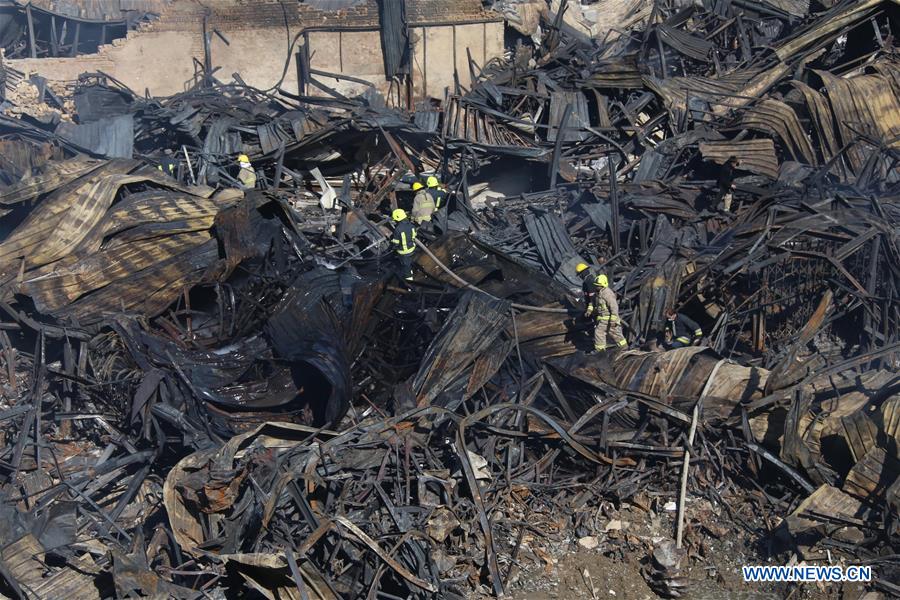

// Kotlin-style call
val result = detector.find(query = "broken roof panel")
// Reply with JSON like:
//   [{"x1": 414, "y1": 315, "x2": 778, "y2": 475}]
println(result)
[
  {"x1": 758, "y1": 0, "x2": 810, "y2": 18},
  {"x1": 56, "y1": 114, "x2": 135, "y2": 158},
  {"x1": 699, "y1": 139, "x2": 779, "y2": 179},
  {"x1": 15, "y1": 0, "x2": 164, "y2": 22},
  {"x1": 548, "y1": 91, "x2": 589, "y2": 142}
]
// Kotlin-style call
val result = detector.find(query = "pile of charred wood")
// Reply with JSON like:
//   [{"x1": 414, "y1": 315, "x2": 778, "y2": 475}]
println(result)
[{"x1": 0, "y1": 0, "x2": 898, "y2": 597}]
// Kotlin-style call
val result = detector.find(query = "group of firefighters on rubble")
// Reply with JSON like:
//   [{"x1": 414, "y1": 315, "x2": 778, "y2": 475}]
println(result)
[
  {"x1": 574, "y1": 263, "x2": 702, "y2": 355},
  {"x1": 157, "y1": 151, "x2": 706, "y2": 356},
  {"x1": 389, "y1": 175, "x2": 446, "y2": 280}
]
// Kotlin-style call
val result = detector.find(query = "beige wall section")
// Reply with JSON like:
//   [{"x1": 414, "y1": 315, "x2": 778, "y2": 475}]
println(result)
[
  {"x1": 6, "y1": 20, "x2": 505, "y2": 100},
  {"x1": 484, "y1": 21, "x2": 505, "y2": 70},
  {"x1": 307, "y1": 30, "x2": 387, "y2": 97},
  {"x1": 8, "y1": 30, "x2": 196, "y2": 95},
  {"x1": 421, "y1": 25, "x2": 455, "y2": 98},
  {"x1": 413, "y1": 21, "x2": 504, "y2": 99},
  {"x1": 209, "y1": 30, "x2": 300, "y2": 93},
  {"x1": 7, "y1": 28, "x2": 300, "y2": 96},
  {"x1": 305, "y1": 22, "x2": 504, "y2": 100}
]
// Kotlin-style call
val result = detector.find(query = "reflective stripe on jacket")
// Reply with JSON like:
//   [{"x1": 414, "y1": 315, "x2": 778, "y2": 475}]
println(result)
[
  {"x1": 391, "y1": 221, "x2": 417, "y2": 255},
  {"x1": 428, "y1": 187, "x2": 447, "y2": 209},
  {"x1": 591, "y1": 286, "x2": 620, "y2": 322},
  {"x1": 158, "y1": 158, "x2": 176, "y2": 175},
  {"x1": 411, "y1": 190, "x2": 436, "y2": 223},
  {"x1": 668, "y1": 313, "x2": 702, "y2": 344}
]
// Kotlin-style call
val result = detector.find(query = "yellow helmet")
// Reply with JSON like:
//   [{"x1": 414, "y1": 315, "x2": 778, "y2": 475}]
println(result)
[
  {"x1": 575, "y1": 262, "x2": 590, "y2": 274},
  {"x1": 237, "y1": 154, "x2": 250, "y2": 164},
  {"x1": 411, "y1": 181, "x2": 424, "y2": 191},
  {"x1": 392, "y1": 208, "x2": 408, "y2": 222},
  {"x1": 594, "y1": 273, "x2": 609, "y2": 288},
  {"x1": 426, "y1": 175, "x2": 439, "y2": 188}
]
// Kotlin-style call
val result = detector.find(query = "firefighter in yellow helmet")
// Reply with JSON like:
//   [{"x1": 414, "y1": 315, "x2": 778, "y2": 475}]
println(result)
[
  {"x1": 410, "y1": 180, "x2": 436, "y2": 226},
  {"x1": 236, "y1": 154, "x2": 256, "y2": 190},
  {"x1": 585, "y1": 273, "x2": 627, "y2": 353},
  {"x1": 425, "y1": 175, "x2": 449, "y2": 234},
  {"x1": 575, "y1": 262, "x2": 596, "y2": 308},
  {"x1": 425, "y1": 175, "x2": 447, "y2": 209},
  {"x1": 390, "y1": 208, "x2": 417, "y2": 281}
]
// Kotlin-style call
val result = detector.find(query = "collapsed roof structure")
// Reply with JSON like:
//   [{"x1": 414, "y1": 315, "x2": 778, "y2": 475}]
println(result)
[
  {"x1": 0, "y1": 0, "x2": 166, "y2": 58},
  {"x1": 0, "y1": 0, "x2": 898, "y2": 598}
]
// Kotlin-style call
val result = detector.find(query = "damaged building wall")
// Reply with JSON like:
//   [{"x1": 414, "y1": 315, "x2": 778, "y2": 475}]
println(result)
[
  {"x1": 308, "y1": 21, "x2": 504, "y2": 98},
  {"x1": 7, "y1": 29, "x2": 194, "y2": 93},
  {"x1": 412, "y1": 22, "x2": 506, "y2": 98},
  {"x1": 5, "y1": 0, "x2": 504, "y2": 99}
]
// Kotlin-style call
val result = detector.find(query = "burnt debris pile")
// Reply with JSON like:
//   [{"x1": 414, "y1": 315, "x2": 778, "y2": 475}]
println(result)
[{"x1": 0, "y1": 0, "x2": 899, "y2": 598}]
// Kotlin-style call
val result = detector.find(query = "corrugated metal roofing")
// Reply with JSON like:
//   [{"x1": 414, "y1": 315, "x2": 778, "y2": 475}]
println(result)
[
  {"x1": 657, "y1": 24, "x2": 714, "y2": 62},
  {"x1": 699, "y1": 139, "x2": 779, "y2": 180},
  {"x1": 12, "y1": 0, "x2": 166, "y2": 24},
  {"x1": 741, "y1": 98, "x2": 815, "y2": 165},
  {"x1": 816, "y1": 69, "x2": 900, "y2": 173},
  {"x1": 56, "y1": 113, "x2": 134, "y2": 158},
  {"x1": 378, "y1": 0, "x2": 409, "y2": 77},
  {"x1": 791, "y1": 81, "x2": 841, "y2": 166},
  {"x1": 548, "y1": 91, "x2": 589, "y2": 143},
  {"x1": 584, "y1": 57, "x2": 644, "y2": 89},
  {"x1": 759, "y1": 0, "x2": 810, "y2": 18}
]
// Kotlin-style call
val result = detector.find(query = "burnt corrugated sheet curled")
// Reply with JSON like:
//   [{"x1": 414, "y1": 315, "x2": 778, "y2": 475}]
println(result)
[
  {"x1": 409, "y1": 291, "x2": 512, "y2": 410},
  {"x1": 0, "y1": 161, "x2": 247, "y2": 325},
  {"x1": 266, "y1": 269, "x2": 352, "y2": 427}
]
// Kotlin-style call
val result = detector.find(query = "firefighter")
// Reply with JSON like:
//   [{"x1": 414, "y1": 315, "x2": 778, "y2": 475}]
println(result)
[
  {"x1": 158, "y1": 149, "x2": 177, "y2": 179},
  {"x1": 410, "y1": 181, "x2": 436, "y2": 225},
  {"x1": 426, "y1": 175, "x2": 448, "y2": 233},
  {"x1": 575, "y1": 262, "x2": 595, "y2": 307},
  {"x1": 665, "y1": 309, "x2": 703, "y2": 348},
  {"x1": 237, "y1": 154, "x2": 257, "y2": 190},
  {"x1": 717, "y1": 156, "x2": 740, "y2": 212},
  {"x1": 585, "y1": 273, "x2": 627, "y2": 353},
  {"x1": 426, "y1": 175, "x2": 447, "y2": 210},
  {"x1": 390, "y1": 208, "x2": 417, "y2": 281}
]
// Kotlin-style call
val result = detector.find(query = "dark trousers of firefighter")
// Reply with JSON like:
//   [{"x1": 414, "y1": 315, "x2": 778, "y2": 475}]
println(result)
[
  {"x1": 594, "y1": 317, "x2": 625, "y2": 351},
  {"x1": 397, "y1": 252, "x2": 414, "y2": 280}
]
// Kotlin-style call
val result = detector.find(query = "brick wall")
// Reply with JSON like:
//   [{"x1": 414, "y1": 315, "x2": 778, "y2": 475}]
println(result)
[
  {"x1": 296, "y1": 1, "x2": 380, "y2": 28},
  {"x1": 150, "y1": 0, "x2": 498, "y2": 33},
  {"x1": 407, "y1": 0, "x2": 495, "y2": 24},
  {"x1": 143, "y1": 1, "x2": 300, "y2": 33}
]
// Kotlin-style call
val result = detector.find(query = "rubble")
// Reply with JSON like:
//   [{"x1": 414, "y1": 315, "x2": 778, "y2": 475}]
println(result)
[{"x1": 0, "y1": 0, "x2": 898, "y2": 598}]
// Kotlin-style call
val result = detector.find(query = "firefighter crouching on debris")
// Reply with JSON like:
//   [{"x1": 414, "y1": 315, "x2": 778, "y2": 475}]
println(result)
[
  {"x1": 585, "y1": 273, "x2": 627, "y2": 354},
  {"x1": 576, "y1": 262, "x2": 595, "y2": 307},
  {"x1": 158, "y1": 149, "x2": 177, "y2": 179},
  {"x1": 665, "y1": 308, "x2": 703, "y2": 348},
  {"x1": 391, "y1": 208, "x2": 417, "y2": 281},
  {"x1": 718, "y1": 156, "x2": 740, "y2": 212},
  {"x1": 410, "y1": 180, "x2": 436, "y2": 226},
  {"x1": 237, "y1": 154, "x2": 257, "y2": 190}
]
